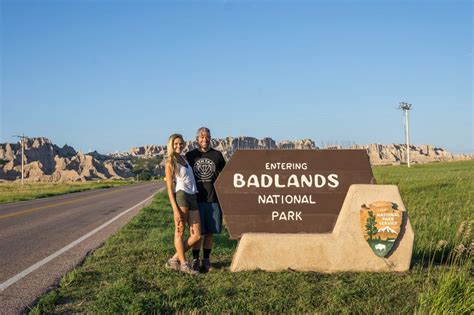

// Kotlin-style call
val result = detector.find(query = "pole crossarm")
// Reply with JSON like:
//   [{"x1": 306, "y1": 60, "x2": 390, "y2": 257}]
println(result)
[{"x1": 398, "y1": 102, "x2": 412, "y2": 111}]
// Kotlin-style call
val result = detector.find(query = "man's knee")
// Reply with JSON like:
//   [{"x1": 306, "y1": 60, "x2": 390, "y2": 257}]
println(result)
[
  {"x1": 203, "y1": 234, "x2": 213, "y2": 246},
  {"x1": 192, "y1": 240, "x2": 201, "y2": 250}
]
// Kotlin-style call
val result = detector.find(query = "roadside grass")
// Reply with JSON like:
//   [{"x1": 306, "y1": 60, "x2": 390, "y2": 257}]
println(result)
[
  {"x1": 372, "y1": 160, "x2": 473, "y2": 264},
  {"x1": 0, "y1": 180, "x2": 135, "y2": 204},
  {"x1": 30, "y1": 161, "x2": 473, "y2": 313}
]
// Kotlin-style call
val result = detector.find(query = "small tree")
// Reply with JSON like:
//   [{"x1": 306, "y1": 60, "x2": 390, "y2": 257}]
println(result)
[
  {"x1": 137, "y1": 170, "x2": 153, "y2": 181},
  {"x1": 131, "y1": 156, "x2": 163, "y2": 181},
  {"x1": 365, "y1": 211, "x2": 378, "y2": 240}
]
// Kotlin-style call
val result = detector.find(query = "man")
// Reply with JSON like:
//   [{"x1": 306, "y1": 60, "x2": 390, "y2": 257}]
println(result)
[{"x1": 186, "y1": 127, "x2": 226, "y2": 272}]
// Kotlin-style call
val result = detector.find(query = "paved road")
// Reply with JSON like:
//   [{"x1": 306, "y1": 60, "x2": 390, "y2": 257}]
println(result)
[{"x1": 0, "y1": 181, "x2": 165, "y2": 314}]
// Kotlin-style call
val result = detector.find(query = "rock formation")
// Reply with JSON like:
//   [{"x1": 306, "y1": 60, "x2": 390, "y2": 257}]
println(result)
[
  {"x1": 127, "y1": 136, "x2": 469, "y2": 165},
  {"x1": 121, "y1": 137, "x2": 316, "y2": 160},
  {"x1": 351, "y1": 143, "x2": 471, "y2": 165},
  {"x1": 0, "y1": 136, "x2": 471, "y2": 182},
  {"x1": 0, "y1": 137, "x2": 133, "y2": 182}
]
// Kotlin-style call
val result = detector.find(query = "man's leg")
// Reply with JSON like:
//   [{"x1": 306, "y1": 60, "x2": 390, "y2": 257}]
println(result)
[
  {"x1": 201, "y1": 203, "x2": 222, "y2": 272},
  {"x1": 191, "y1": 234, "x2": 202, "y2": 272},
  {"x1": 203, "y1": 234, "x2": 213, "y2": 248},
  {"x1": 192, "y1": 240, "x2": 202, "y2": 260},
  {"x1": 203, "y1": 233, "x2": 213, "y2": 259},
  {"x1": 191, "y1": 202, "x2": 208, "y2": 268},
  {"x1": 201, "y1": 234, "x2": 213, "y2": 272}
]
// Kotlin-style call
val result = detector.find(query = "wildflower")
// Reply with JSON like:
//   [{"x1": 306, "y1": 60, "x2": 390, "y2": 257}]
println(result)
[
  {"x1": 436, "y1": 240, "x2": 448, "y2": 251},
  {"x1": 463, "y1": 221, "x2": 472, "y2": 240},
  {"x1": 453, "y1": 244, "x2": 467, "y2": 255},
  {"x1": 455, "y1": 221, "x2": 466, "y2": 240}
]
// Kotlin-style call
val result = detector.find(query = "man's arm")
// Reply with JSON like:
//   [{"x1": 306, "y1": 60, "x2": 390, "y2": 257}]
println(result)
[{"x1": 218, "y1": 152, "x2": 226, "y2": 172}]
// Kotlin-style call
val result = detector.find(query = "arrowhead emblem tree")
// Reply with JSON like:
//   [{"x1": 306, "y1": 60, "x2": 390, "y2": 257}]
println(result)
[{"x1": 359, "y1": 201, "x2": 403, "y2": 258}]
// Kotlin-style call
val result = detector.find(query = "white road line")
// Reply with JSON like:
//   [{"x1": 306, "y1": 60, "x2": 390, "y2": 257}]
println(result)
[{"x1": 0, "y1": 187, "x2": 164, "y2": 292}]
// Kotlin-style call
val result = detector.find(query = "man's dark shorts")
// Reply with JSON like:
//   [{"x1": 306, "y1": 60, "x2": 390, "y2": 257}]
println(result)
[{"x1": 198, "y1": 202, "x2": 222, "y2": 234}]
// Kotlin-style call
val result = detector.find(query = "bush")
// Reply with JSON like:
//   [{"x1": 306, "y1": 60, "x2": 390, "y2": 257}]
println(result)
[
  {"x1": 132, "y1": 156, "x2": 163, "y2": 180},
  {"x1": 137, "y1": 171, "x2": 153, "y2": 181}
]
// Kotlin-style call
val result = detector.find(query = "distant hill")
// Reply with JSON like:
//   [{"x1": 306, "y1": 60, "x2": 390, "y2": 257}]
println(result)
[
  {"x1": 115, "y1": 136, "x2": 472, "y2": 165},
  {"x1": 0, "y1": 137, "x2": 133, "y2": 182},
  {"x1": 1, "y1": 136, "x2": 472, "y2": 182}
]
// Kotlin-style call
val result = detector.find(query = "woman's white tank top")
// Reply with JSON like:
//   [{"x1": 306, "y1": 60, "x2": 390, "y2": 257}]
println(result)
[{"x1": 173, "y1": 159, "x2": 198, "y2": 194}]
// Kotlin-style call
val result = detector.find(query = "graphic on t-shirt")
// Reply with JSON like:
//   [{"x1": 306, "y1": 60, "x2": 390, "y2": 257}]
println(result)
[{"x1": 194, "y1": 158, "x2": 216, "y2": 181}]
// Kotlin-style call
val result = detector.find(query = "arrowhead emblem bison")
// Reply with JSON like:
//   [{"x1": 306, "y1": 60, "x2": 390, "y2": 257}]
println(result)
[{"x1": 359, "y1": 201, "x2": 403, "y2": 258}]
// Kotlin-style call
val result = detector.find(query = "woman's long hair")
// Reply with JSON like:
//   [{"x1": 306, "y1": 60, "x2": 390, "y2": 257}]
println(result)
[{"x1": 167, "y1": 133, "x2": 184, "y2": 176}]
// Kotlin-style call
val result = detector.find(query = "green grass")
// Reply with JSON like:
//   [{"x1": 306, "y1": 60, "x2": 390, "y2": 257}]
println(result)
[
  {"x1": 0, "y1": 180, "x2": 135, "y2": 204},
  {"x1": 373, "y1": 161, "x2": 473, "y2": 264},
  {"x1": 30, "y1": 161, "x2": 473, "y2": 314}
]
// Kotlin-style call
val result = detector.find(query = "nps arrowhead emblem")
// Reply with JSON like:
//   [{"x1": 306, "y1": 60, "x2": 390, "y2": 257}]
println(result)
[{"x1": 359, "y1": 201, "x2": 403, "y2": 258}]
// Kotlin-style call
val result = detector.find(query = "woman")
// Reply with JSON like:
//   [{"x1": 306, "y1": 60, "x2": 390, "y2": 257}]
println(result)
[{"x1": 164, "y1": 134, "x2": 201, "y2": 275}]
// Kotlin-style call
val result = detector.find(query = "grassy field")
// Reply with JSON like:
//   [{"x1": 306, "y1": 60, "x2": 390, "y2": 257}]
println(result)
[
  {"x1": 0, "y1": 180, "x2": 134, "y2": 204},
  {"x1": 30, "y1": 161, "x2": 473, "y2": 314}
]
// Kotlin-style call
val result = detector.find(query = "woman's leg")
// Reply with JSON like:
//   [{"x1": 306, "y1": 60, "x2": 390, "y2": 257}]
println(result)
[
  {"x1": 172, "y1": 208, "x2": 201, "y2": 260},
  {"x1": 187, "y1": 210, "x2": 201, "y2": 248},
  {"x1": 173, "y1": 206, "x2": 188, "y2": 264}
]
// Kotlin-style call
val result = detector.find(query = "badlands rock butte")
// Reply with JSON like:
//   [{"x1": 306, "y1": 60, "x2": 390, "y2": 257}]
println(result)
[
  {"x1": 113, "y1": 138, "x2": 316, "y2": 160},
  {"x1": 1, "y1": 137, "x2": 471, "y2": 182},
  {"x1": 0, "y1": 137, "x2": 133, "y2": 182}
]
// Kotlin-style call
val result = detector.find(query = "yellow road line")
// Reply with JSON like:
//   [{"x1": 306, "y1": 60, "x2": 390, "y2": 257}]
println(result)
[{"x1": 0, "y1": 187, "x2": 132, "y2": 220}]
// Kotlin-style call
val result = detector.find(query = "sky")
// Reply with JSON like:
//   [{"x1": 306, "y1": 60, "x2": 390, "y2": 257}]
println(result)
[{"x1": 1, "y1": 0, "x2": 472, "y2": 154}]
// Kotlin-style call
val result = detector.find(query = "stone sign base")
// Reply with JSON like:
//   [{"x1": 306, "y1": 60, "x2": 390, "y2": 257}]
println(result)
[{"x1": 230, "y1": 185, "x2": 414, "y2": 272}]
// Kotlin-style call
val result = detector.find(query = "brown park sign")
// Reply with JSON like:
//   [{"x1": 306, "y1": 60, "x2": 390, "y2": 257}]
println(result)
[{"x1": 215, "y1": 150, "x2": 375, "y2": 239}]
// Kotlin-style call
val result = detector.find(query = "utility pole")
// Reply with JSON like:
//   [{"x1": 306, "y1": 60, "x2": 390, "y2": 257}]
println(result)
[
  {"x1": 13, "y1": 134, "x2": 28, "y2": 184},
  {"x1": 398, "y1": 102, "x2": 413, "y2": 167}
]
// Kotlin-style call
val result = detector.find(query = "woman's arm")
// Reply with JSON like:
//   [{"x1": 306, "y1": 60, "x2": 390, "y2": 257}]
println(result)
[{"x1": 165, "y1": 160, "x2": 180, "y2": 216}]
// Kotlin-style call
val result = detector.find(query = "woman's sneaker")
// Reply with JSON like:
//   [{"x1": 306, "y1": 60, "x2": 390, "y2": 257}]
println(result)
[
  {"x1": 165, "y1": 258, "x2": 180, "y2": 271},
  {"x1": 180, "y1": 262, "x2": 199, "y2": 275}
]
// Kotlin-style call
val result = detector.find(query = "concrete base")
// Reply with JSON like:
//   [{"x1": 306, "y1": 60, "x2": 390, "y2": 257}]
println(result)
[{"x1": 230, "y1": 184, "x2": 414, "y2": 272}]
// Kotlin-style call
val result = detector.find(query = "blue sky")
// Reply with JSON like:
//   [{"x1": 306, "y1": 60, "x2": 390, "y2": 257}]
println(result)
[{"x1": 1, "y1": 0, "x2": 472, "y2": 153}]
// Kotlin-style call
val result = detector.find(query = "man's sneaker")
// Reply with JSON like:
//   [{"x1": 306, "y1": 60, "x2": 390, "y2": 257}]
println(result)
[
  {"x1": 179, "y1": 262, "x2": 199, "y2": 275},
  {"x1": 165, "y1": 258, "x2": 180, "y2": 271},
  {"x1": 191, "y1": 259, "x2": 200, "y2": 273},
  {"x1": 201, "y1": 258, "x2": 213, "y2": 273}
]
